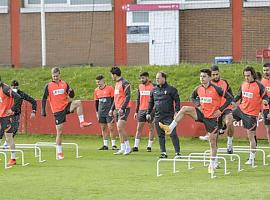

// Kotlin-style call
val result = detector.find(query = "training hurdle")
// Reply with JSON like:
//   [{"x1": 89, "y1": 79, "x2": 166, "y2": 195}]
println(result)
[
  {"x1": 206, "y1": 148, "x2": 268, "y2": 168},
  {"x1": 233, "y1": 146, "x2": 270, "y2": 157},
  {"x1": 0, "y1": 144, "x2": 46, "y2": 163},
  {"x1": 16, "y1": 144, "x2": 46, "y2": 163},
  {"x1": 0, "y1": 152, "x2": 12, "y2": 169},
  {"x1": 35, "y1": 142, "x2": 82, "y2": 159},
  {"x1": 188, "y1": 152, "x2": 243, "y2": 172},
  {"x1": 0, "y1": 149, "x2": 29, "y2": 167},
  {"x1": 157, "y1": 155, "x2": 229, "y2": 179}
]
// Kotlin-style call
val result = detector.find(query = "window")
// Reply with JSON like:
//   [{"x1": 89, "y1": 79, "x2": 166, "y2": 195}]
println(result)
[
  {"x1": 137, "y1": 0, "x2": 230, "y2": 10},
  {"x1": 133, "y1": 12, "x2": 149, "y2": 23},
  {"x1": 127, "y1": 11, "x2": 149, "y2": 43},
  {"x1": 22, "y1": 0, "x2": 112, "y2": 13},
  {"x1": 0, "y1": 0, "x2": 8, "y2": 6},
  {"x1": 244, "y1": 0, "x2": 270, "y2": 8},
  {"x1": 0, "y1": 0, "x2": 8, "y2": 13}
]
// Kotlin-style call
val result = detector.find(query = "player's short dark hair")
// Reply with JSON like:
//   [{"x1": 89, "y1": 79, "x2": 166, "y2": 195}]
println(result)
[
  {"x1": 263, "y1": 63, "x2": 270, "y2": 68},
  {"x1": 140, "y1": 72, "x2": 149, "y2": 77},
  {"x1": 96, "y1": 75, "x2": 104, "y2": 80},
  {"x1": 11, "y1": 80, "x2": 19, "y2": 87},
  {"x1": 211, "y1": 65, "x2": 219, "y2": 72},
  {"x1": 243, "y1": 66, "x2": 257, "y2": 79},
  {"x1": 157, "y1": 71, "x2": 167, "y2": 80},
  {"x1": 110, "y1": 67, "x2": 121, "y2": 76},
  {"x1": 200, "y1": 68, "x2": 211, "y2": 77},
  {"x1": 51, "y1": 67, "x2": 60, "y2": 74}
]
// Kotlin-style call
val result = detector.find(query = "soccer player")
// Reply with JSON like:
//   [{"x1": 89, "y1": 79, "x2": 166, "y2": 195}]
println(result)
[
  {"x1": 41, "y1": 67, "x2": 92, "y2": 160},
  {"x1": 94, "y1": 75, "x2": 118, "y2": 150},
  {"x1": 261, "y1": 63, "x2": 270, "y2": 145},
  {"x1": 109, "y1": 67, "x2": 132, "y2": 155},
  {"x1": 210, "y1": 65, "x2": 234, "y2": 153},
  {"x1": 147, "y1": 72, "x2": 180, "y2": 158},
  {"x1": 159, "y1": 69, "x2": 232, "y2": 173},
  {"x1": 232, "y1": 66, "x2": 269, "y2": 165},
  {"x1": 199, "y1": 66, "x2": 234, "y2": 153},
  {"x1": 1, "y1": 80, "x2": 37, "y2": 148},
  {"x1": 133, "y1": 72, "x2": 155, "y2": 152},
  {"x1": 0, "y1": 77, "x2": 22, "y2": 166}
]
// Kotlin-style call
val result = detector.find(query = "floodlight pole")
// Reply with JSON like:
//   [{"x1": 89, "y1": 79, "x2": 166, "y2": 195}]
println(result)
[{"x1": 41, "y1": 0, "x2": 46, "y2": 68}]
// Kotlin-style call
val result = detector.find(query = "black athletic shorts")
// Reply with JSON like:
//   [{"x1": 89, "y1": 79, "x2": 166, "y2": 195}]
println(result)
[
  {"x1": 195, "y1": 108, "x2": 220, "y2": 133},
  {"x1": 137, "y1": 110, "x2": 154, "y2": 123},
  {"x1": 218, "y1": 109, "x2": 232, "y2": 127},
  {"x1": 54, "y1": 102, "x2": 72, "y2": 125},
  {"x1": 98, "y1": 115, "x2": 114, "y2": 124},
  {"x1": 232, "y1": 107, "x2": 257, "y2": 131},
  {"x1": 263, "y1": 109, "x2": 270, "y2": 125},
  {"x1": 114, "y1": 108, "x2": 130, "y2": 122},
  {"x1": 0, "y1": 116, "x2": 14, "y2": 134}
]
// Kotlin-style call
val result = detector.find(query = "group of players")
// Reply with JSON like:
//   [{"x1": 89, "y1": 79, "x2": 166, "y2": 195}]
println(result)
[{"x1": 1, "y1": 64, "x2": 270, "y2": 173}]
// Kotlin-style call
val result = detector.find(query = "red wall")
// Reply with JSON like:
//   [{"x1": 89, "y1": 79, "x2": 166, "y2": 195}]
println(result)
[{"x1": 20, "y1": 100, "x2": 268, "y2": 139}]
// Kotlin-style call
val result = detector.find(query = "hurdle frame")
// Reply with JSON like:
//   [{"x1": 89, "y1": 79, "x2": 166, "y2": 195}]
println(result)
[{"x1": 0, "y1": 149, "x2": 29, "y2": 166}]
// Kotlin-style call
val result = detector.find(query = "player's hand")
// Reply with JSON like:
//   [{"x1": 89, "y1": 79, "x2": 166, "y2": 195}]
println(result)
[
  {"x1": 134, "y1": 113, "x2": 137, "y2": 120},
  {"x1": 68, "y1": 88, "x2": 75, "y2": 98},
  {"x1": 146, "y1": 114, "x2": 151, "y2": 121},
  {"x1": 6, "y1": 109, "x2": 14, "y2": 116},
  {"x1": 109, "y1": 110, "x2": 113, "y2": 117},
  {"x1": 96, "y1": 112, "x2": 99, "y2": 119},
  {"x1": 30, "y1": 112, "x2": 36, "y2": 119},
  {"x1": 212, "y1": 110, "x2": 222, "y2": 118}
]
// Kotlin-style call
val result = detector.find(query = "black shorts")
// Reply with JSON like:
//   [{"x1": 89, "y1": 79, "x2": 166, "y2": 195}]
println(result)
[
  {"x1": 218, "y1": 109, "x2": 232, "y2": 127},
  {"x1": 98, "y1": 115, "x2": 114, "y2": 124},
  {"x1": 195, "y1": 108, "x2": 220, "y2": 133},
  {"x1": 221, "y1": 109, "x2": 232, "y2": 121},
  {"x1": 232, "y1": 107, "x2": 257, "y2": 131},
  {"x1": 53, "y1": 102, "x2": 72, "y2": 125},
  {"x1": 114, "y1": 108, "x2": 130, "y2": 122},
  {"x1": 0, "y1": 116, "x2": 14, "y2": 134},
  {"x1": 263, "y1": 109, "x2": 270, "y2": 125},
  {"x1": 137, "y1": 110, "x2": 154, "y2": 123}
]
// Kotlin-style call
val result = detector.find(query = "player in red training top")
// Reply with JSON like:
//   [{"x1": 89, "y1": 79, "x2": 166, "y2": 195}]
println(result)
[{"x1": 41, "y1": 67, "x2": 92, "y2": 160}]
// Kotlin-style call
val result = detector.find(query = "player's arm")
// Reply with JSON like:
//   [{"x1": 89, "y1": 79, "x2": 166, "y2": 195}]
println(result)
[
  {"x1": 191, "y1": 87, "x2": 200, "y2": 107},
  {"x1": 172, "y1": 87, "x2": 180, "y2": 113},
  {"x1": 41, "y1": 84, "x2": 49, "y2": 116},
  {"x1": 147, "y1": 90, "x2": 154, "y2": 114},
  {"x1": 258, "y1": 81, "x2": 270, "y2": 106},
  {"x1": 234, "y1": 86, "x2": 242, "y2": 103},
  {"x1": 3, "y1": 85, "x2": 22, "y2": 114},
  {"x1": 135, "y1": 88, "x2": 140, "y2": 114},
  {"x1": 214, "y1": 85, "x2": 233, "y2": 112},
  {"x1": 20, "y1": 91, "x2": 37, "y2": 113},
  {"x1": 66, "y1": 83, "x2": 75, "y2": 98},
  {"x1": 120, "y1": 81, "x2": 131, "y2": 111}
]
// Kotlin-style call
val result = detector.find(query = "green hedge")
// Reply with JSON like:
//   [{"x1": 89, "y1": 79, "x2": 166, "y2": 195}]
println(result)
[{"x1": 0, "y1": 63, "x2": 264, "y2": 101}]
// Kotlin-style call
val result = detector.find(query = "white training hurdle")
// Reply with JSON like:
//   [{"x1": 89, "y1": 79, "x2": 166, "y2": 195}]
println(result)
[
  {"x1": 0, "y1": 152, "x2": 12, "y2": 169},
  {"x1": 0, "y1": 144, "x2": 46, "y2": 163},
  {"x1": 211, "y1": 148, "x2": 268, "y2": 167},
  {"x1": 15, "y1": 144, "x2": 46, "y2": 163},
  {"x1": 0, "y1": 149, "x2": 29, "y2": 167},
  {"x1": 157, "y1": 155, "x2": 229, "y2": 179},
  {"x1": 35, "y1": 142, "x2": 82, "y2": 159},
  {"x1": 233, "y1": 145, "x2": 270, "y2": 157},
  {"x1": 188, "y1": 152, "x2": 244, "y2": 172}
]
